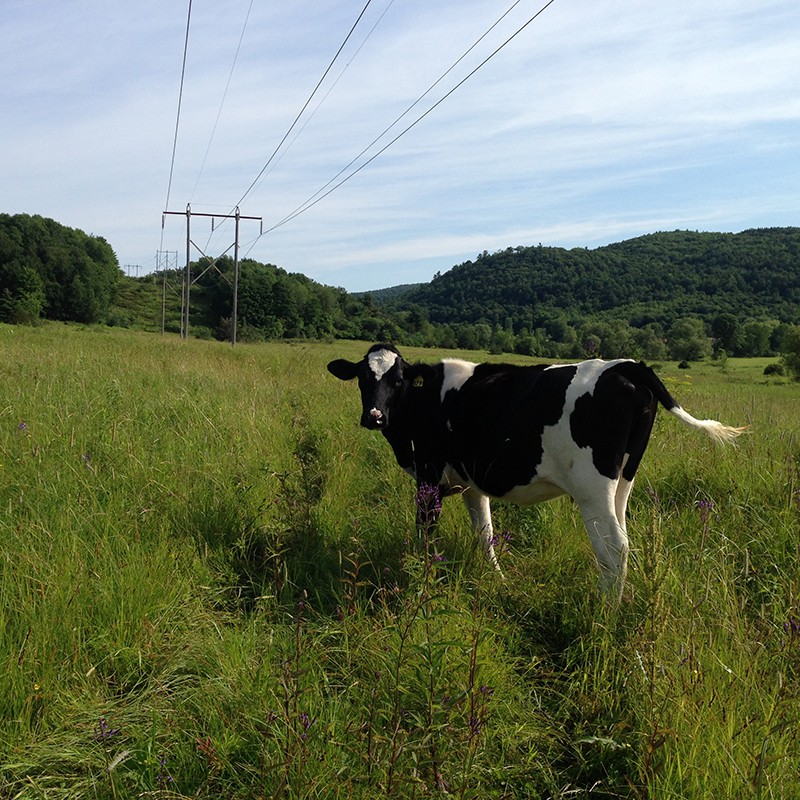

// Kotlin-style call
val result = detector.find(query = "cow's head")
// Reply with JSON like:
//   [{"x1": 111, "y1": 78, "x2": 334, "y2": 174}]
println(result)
[{"x1": 327, "y1": 343, "x2": 410, "y2": 430}]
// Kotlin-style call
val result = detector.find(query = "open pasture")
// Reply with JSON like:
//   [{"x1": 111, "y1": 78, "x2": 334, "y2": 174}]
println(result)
[{"x1": 0, "y1": 324, "x2": 798, "y2": 798}]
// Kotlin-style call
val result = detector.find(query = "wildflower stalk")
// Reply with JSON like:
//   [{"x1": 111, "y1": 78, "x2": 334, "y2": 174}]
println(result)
[
  {"x1": 459, "y1": 573, "x2": 489, "y2": 800},
  {"x1": 366, "y1": 672, "x2": 380, "y2": 782},
  {"x1": 386, "y1": 482, "x2": 443, "y2": 796},
  {"x1": 385, "y1": 569, "x2": 429, "y2": 796},
  {"x1": 94, "y1": 719, "x2": 122, "y2": 800}
]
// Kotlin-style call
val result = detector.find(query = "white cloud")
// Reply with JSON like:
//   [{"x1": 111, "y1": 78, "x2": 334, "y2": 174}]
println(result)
[{"x1": 2, "y1": 0, "x2": 798, "y2": 291}]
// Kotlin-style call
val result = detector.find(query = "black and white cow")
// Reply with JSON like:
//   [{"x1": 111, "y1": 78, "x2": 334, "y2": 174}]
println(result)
[{"x1": 327, "y1": 344, "x2": 744, "y2": 598}]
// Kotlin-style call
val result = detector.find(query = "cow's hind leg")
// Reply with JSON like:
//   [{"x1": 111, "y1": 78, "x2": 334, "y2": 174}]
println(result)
[
  {"x1": 461, "y1": 488, "x2": 503, "y2": 574},
  {"x1": 576, "y1": 486, "x2": 629, "y2": 601},
  {"x1": 614, "y1": 475, "x2": 634, "y2": 534}
]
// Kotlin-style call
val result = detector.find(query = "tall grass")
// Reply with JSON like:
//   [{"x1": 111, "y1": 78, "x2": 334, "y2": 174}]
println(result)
[{"x1": 1, "y1": 323, "x2": 798, "y2": 798}]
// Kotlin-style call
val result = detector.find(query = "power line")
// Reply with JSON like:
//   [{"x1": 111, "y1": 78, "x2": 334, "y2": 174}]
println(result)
[
  {"x1": 231, "y1": 0, "x2": 377, "y2": 212},
  {"x1": 162, "y1": 0, "x2": 193, "y2": 227},
  {"x1": 258, "y1": 0, "x2": 397, "y2": 186},
  {"x1": 264, "y1": 0, "x2": 535, "y2": 238},
  {"x1": 166, "y1": 0, "x2": 559, "y2": 264},
  {"x1": 205, "y1": 0, "x2": 392, "y2": 257},
  {"x1": 252, "y1": 0, "x2": 560, "y2": 246},
  {"x1": 191, "y1": 0, "x2": 255, "y2": 206}
]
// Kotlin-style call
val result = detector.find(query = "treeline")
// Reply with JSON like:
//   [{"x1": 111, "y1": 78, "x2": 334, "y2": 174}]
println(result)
[
  {"x1": 3, "y1": 212, "x2": 800, "y2": 365},
  {"x1": 380, "y1": 228, "x2": 800, "y2": 359},
  {"x1": 153, "y1": 256, "x2": 404, "y2": 344},
  {"x1": 163, "y1": 241, "x2": 796, "y2": 363},
  {"x1": 392, "y1": 229, "x2": 800, "y2": 328},
  {"x1": 0, "y1": 213, "x2": 119, "y2": 324}
]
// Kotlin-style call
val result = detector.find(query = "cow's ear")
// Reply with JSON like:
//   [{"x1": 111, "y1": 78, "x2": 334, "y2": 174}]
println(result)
[{"x1": 327, "y1": 359, "x2": 361, "y2": 381}]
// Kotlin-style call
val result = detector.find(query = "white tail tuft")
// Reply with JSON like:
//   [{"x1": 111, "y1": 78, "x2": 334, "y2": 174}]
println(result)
[{"x1": 669, "y1": 406, "x2": 748, "y2": 445}]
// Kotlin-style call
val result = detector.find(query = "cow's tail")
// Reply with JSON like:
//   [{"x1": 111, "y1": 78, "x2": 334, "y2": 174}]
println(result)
[
  {"x1": 666, "y1": 405, "x2": 747, "y2": 445},
  {"x1": 636, "y1": 363, "x2": 747, "y2": 445}
]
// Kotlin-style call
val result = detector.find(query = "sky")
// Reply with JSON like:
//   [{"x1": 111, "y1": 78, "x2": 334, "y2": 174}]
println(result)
[{"x1": 2, "y1": 0, "x2": 799, "y2": 292}]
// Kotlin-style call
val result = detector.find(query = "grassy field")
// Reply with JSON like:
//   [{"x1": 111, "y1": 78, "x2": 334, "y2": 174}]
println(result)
[{"x1": 1, "y1": 323, "x2": 798, "y2": 799}]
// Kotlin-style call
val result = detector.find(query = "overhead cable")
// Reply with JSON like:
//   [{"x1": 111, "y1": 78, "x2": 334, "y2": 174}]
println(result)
[
  {"x1": 247, "y1": 0, "x2": 560, "y2": 252},
  {"x1": 192, "y1": 0, "x2": 255, "y2": 206},
  {"x1": 264, "y1": 0, "x2": 537, "y2": 239},
  {"x1": 266, "y1": 0, "x2": 396, "y2": 180},
  {"x1": 163, "y1": 0, "x2": 193, "y2": 220},
  {"x1": 206, "y1": 0, "x2": 391, "y2": 255},
  {"x1": 231, "y1": 0, "x2": 377, "y2": 212}
]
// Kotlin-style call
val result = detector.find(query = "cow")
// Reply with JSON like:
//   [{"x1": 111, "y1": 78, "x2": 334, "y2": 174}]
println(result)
[{"x1": 327, "y1": 344, "x2": 745, "y2": 599}]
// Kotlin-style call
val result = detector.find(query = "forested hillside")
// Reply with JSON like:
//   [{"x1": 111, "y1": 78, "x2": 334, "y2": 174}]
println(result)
[
  {"x1": 3, "y1": 212, "x2": 800, "y2": 362},
  {"x1": 0, "y1": 213, "x2": 119, "y2": 324},
  {"x1": 393, "y1": 228, "x2": 800, "y2": 330}
]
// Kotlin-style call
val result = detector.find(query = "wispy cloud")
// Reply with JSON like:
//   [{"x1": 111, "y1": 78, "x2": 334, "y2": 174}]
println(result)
[{"x1": 2, "y1": 0, "x2": 798, "y2": 289}]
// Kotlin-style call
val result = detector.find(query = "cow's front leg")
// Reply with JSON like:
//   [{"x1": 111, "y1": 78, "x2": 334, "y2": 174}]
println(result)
[{"x1": 462, "y1": 487, "x2": 503, "y2": 575}]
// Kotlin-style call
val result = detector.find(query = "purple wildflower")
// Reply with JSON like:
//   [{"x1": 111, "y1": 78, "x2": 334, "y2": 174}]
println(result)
[
  {"x1": 94, "y1": 718, "x2": 120, "y2": 743},
  {"x1": 299, "y1": 712, "x2": 316, "y2": 740},
  {"x1": 490, "y1": 530, "x2": 513, "y2": 555},
  {"x1": 469, "y1": 715, "x2": 482, "y2": 737},
  {"x1": 157, "y1": 754, "x2": 174, "y2": 789},
  {"x1": 696, "y1": 498, "x2": 714, "y2": 521},
  {"x1": 416, "y1": 483, "x2": 442, "y2": 513},
  {"x1": 415, "y1": 483, "x2": 442, "y2": 529}
]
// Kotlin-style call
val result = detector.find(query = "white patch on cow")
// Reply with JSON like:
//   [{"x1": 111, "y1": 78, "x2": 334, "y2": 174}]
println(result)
[
  {"x1": 441, "y1": 359, "x2": 476, "y2": 400},
  {"x1": 546, "y1": 358, "x2": 633, "y2": 399},
  {"x1": 368, "y1": 349, "x2": 398, "y2": 380},
  {"x1": 506, "y1": 359, "x2": 634, "y2": 506}
]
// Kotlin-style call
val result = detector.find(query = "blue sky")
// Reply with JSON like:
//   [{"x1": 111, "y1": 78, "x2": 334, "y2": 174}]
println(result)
[{"x1": 3, "y1": 0, "x2": 798, "y2": 292}]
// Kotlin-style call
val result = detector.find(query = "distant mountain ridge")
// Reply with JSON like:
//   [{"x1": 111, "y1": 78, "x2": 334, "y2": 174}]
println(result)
[
  {"x1": 353, "y1": 283, "x2": 423, "y2": 304},
  {"x1": 385, "y1": 228, "x2": 800, "y2": 329}
]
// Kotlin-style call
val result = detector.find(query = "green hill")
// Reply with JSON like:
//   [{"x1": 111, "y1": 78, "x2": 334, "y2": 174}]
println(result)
[
  {"x1": 391, "y1": 228, "x2": 800, "y2": 330},
  {"x1": 5, "y1": 212, "x2": 798, "y2": 359}
]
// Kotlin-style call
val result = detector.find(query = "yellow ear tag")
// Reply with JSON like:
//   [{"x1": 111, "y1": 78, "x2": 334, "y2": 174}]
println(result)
[{"x1": 413, "y1": 375, "x2": 424, "y2": 388}]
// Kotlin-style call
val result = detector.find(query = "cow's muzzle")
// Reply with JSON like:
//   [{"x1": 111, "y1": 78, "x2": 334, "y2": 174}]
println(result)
[{"x1": 361, "y1": 407, "x2": 386, "y2": 429}]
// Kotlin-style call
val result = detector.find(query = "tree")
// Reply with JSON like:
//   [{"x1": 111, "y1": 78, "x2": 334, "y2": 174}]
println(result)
[
  {"x1": 631, "y1": 324, "x2": 668, "y2": 361},
  {"x1": 780, "y1": 325, "x2": 800, "y2": 380},
  {"x1": 712, "y1": 313, "x2": 740, "y2": 353},
  {"x1": 489, "y1": 327, "x2": 515, "y2": 355},
  {"x1": 0, "y1": 263, "x2": 45, "y2": 324},
  {"x1": 737, "y1": 320, "x2": 773, "y2": 357},
  {"x1": 0, "y1": 214, "x2": 119, "y2": 324},
  {"x1": 668, "y1": 317, "x2": 712, "y2": 361}
]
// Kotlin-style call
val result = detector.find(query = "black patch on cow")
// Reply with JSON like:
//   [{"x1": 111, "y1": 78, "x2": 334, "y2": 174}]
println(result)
[
  {"x1": 570, "y1": 365, "x2": 657, "y2": 481},
  {"x1": 382, "y1": 362, "x2": 448, "y2": 485},
  {"x1": 443, "y1": 363, "x2": 578, "y2": 497}
]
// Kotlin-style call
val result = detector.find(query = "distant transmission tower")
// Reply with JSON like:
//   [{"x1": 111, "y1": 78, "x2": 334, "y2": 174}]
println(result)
[
  {"x1": 155, "y1": 250, "x2": 179, "y2": 334},
  {"x1": 162, "y1": 205, "x2": 262, "y2": 344}
]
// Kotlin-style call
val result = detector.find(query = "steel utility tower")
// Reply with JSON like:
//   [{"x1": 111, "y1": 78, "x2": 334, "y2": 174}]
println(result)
[
  {"x1": 155, "y1": 250, "x2": 179, "y2": 334},
  {"x1": 162, "y1": 204, "x2": 262, "y2": 344}
]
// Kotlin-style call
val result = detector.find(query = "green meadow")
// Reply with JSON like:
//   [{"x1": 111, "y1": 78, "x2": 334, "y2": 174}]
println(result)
[{"x1": 1, "y1": 323, "x2": 798, "y2": 799}]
